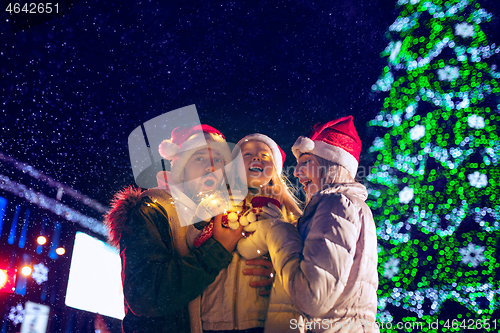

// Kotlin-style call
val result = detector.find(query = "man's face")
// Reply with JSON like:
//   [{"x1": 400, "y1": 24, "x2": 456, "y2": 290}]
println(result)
[{"x1": 181, "y1": 146, "x2": 225, "y2": 198}]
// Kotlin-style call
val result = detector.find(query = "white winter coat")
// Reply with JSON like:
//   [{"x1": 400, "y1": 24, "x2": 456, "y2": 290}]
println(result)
[
  {"x1": 264, "y1": 269, "x2": 302, "y2": 333},
  {"x1": 198, "y1": 251, "x2": 270, "y2": 331},
  {"x1": 266, "y1": 183, "x2": 379, "y2": 333}
]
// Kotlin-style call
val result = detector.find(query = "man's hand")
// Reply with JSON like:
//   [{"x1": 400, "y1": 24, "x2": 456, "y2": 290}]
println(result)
[
  {"x1": 212, "y1": 214, "x2": 243, "y2": 253},
  {"x1": 243, "y1": 258, "x2": 275, "y2": 296}
]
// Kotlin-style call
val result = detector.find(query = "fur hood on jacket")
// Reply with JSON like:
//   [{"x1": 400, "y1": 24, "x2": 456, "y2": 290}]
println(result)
[{"x1": 104, "y1": 186, "x2": 144, "y2": 249}]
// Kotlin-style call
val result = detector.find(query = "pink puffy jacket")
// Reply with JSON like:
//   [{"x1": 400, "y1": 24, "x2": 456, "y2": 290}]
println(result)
[{"x1": 266, "y1": 183, "x2": 379, "y2": 333}]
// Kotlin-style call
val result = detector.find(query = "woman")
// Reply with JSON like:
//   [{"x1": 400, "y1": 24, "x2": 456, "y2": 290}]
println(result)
[{"x1": 266, "y1": 116, "x2": 379, "y2": 332}]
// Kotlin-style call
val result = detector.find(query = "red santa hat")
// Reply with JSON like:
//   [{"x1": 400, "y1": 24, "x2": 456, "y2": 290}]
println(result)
[
  {"x1": 158, "y1": 124, "x2": 232, "y2": 183},
  {"x1": 232, "y1": 133, "x2": 286, "y2": 175},
  {"x1": 292, "y1": 115, "x2": 361, "y2": 178}
]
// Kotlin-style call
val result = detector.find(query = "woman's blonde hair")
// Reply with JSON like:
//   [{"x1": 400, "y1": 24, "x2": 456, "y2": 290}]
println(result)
[
  {"x1": 233, "y1": 140, "x2": 302, "y2": 222},
  {"x1": 312, "y1": 154, "x2": 355, "y2": 187}
]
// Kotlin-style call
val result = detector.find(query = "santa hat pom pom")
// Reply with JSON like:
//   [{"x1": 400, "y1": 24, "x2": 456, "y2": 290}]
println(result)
[
  {"x1": 299, "y1": 137, "x2": 315, "y2": 152},
  {"x1": 159, "y1": 139, "x2": 180, "y2": 159}
]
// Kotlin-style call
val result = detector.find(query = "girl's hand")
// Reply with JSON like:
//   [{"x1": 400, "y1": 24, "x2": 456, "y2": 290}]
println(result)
[{"x1": 259, "y1": 203, "x2": 282, "y2": 220}]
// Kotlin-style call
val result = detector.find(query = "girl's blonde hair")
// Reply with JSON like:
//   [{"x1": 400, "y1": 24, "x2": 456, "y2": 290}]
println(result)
[{"x1": 233, "y1": 140, "x2": 302, "y2": 222}]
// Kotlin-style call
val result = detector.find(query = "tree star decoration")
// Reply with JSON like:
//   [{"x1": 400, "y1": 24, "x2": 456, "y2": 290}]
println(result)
[
  {"x1": 32, "y1": 263, "x2": 49, "y2": 285},
  {"x1": 383, "y1": 257, "x2": 401, "y2": 279},
  {"x1": 8, "y1": 303, "x2": 25, "y2": 325},
  {"x1": 455, "y1": 22, "x2": 475, "y2": 38},
  {"x1": 437, "y1": 65, "x2": 460, "y2": 81},
  {"x1": 399, "y1": 186, "x2": 414, "y2": 204},
  {"x1": 468, "y1": 171, "x2": 488, "y2": 188},
  {"x1": 467, "y1": 114, "x2": 485, "y2": 129},
  {"x1": 459, "y1": 243, "x2": 486, "y2": 267}
]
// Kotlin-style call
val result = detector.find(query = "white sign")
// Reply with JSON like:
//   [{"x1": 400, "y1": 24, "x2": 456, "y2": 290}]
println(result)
[
  {"x1": 65, "y1": 232, "x2": 125, "y2": 320},
  {"x1": 20, "y1": 302, "x2": 50, "y2": 333}
]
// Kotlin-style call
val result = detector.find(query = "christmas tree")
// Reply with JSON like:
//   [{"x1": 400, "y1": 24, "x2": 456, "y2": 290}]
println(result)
[{"x1": 366, "y1": 0, "x2": 500, "y2": 330}]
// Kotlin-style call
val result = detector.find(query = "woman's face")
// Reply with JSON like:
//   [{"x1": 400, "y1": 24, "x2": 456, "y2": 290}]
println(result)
[
  {"x1": 240, "y1": 140, "x2": 274, "y2": 188},
  {"x1": 294, "y1": 153, "x2": 323, "y2": 199}
]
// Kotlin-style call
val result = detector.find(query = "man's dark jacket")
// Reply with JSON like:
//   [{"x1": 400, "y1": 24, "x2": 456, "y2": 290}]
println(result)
[{"x1": 104, "y1": 187, "x2": 233, "y2": 333}]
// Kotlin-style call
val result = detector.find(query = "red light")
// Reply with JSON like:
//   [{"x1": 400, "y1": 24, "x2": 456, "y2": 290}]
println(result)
[
  {"x1": 0, "y1": 270, "x2": 6, "y2": 287},
  {"x1": 0, "y1": 268, "x2": 16, "y2": 293}
]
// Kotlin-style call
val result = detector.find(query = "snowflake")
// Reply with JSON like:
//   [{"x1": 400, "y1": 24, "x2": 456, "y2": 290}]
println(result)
[
  {"x1": 467, "y1": 114, "x2": 485, "y2": 129},
  {"x1": 468, "y1": 171, "x2": 488, "y2": 188},
  {"x1": 399, "y1": 186, "x2": 414, "y2": 204},
  {"x1": 409, "y1": 125, "x2": 425, "y2": 141},
  {"x1": 32, "y1": 263, "x2": 49, "y2": 285},
  {"x1": 455, "y1": 22, "x2": 475, "y2": 38},
  {"x1": 459, "y1": 243, "x2": 485, "y2": 267},
  {"x1": 8, "y1": 303, "x2": 25, "y2": 325},
  {"x1": 437, "y1": 65, "x2": 460, "y2": 81},
  {"x1": 383, "y1": 257, "x2": 400, "y2": 279}
]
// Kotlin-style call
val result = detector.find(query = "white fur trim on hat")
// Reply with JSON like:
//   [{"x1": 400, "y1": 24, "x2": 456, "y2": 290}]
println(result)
[
  {"x1": 292, "y1": 137, "x2": 358, "y2": 178},
  {"x1": 163, "y1": 132, "x2": 232, "y2": 184},
  {"x1": 159, "y1": 139, "x2": 180, "y2": 159},
  {"x1": 232, "y1": 134, "x2": 283, "y2": 175},
  {"x1": 292, "y1": 136, "x2": 314, "y2": 158}
]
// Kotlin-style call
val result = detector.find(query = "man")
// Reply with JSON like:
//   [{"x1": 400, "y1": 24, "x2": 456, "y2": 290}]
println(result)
[{"x1": 105, "y1": 124, "x2": 248, "y2": 333}]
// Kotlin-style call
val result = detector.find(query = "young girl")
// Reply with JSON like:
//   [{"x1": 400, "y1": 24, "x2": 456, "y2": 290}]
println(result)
[
  {"x1": 266, "y1": 116, "x2": 379, "y2": 333},
  {"x1": 187, "y1": 133, "x2": 302, "y2": 333}
]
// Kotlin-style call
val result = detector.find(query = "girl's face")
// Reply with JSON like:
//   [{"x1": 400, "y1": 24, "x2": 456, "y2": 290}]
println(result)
[
  {"x1": 240, "y1": 140, "x2": 274, "y2": 188},
  {"x1": 294, "y1": 153, "x2": 323, "y2": 199}
]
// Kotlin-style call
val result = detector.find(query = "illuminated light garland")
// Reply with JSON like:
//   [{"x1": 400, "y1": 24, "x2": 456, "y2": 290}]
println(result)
[
  {"x1": 0, "y1": 174, "x2": 108, "y2": 237},
  {"x1": 367, "y1": 0, "x2": 500, "y2": 326},
  {"x1": 379, "y1": 283, "x2": 500, "y2": 318},
  {"x1": 0, "y1": 151, "x2": 108, "y2": 213}
]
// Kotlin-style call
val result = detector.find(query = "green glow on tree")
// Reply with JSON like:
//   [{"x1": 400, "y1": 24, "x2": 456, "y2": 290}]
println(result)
[{"x1": 366, "y1": 0, "x2": 500, "y2": 329}]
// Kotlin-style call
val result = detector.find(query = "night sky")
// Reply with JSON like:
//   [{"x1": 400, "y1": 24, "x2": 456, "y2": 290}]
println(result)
[{"x1": 1, "y1": 0, "x2": 499, "y2": 207}]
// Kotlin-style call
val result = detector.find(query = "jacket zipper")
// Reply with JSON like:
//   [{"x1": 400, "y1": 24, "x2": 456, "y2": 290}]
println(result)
[{"x1": 233, "y1": 256, "x2": 240, "y2": 330}]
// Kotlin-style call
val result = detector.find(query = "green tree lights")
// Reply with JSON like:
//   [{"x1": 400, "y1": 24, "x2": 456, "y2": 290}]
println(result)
[{"x1": 367, "y1": 0, "x2": 500, "y2": 330}]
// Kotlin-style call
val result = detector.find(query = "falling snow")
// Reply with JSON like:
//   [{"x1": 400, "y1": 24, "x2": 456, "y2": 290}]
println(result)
[{"x1": 0, "y1": 0, "x2": 400, "y2": 206}]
